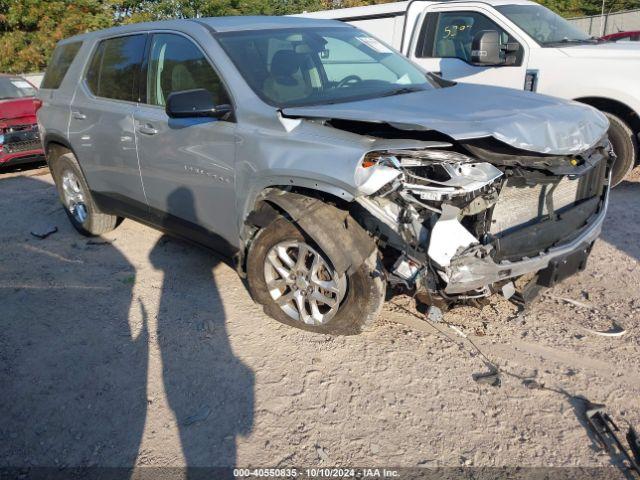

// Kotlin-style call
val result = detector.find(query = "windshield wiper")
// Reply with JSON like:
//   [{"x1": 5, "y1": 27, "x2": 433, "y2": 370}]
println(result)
[
  {"x1": 379, "y1": 86, "x2": 426, "y2": 98},
  {"x1": 543, "y1": 38, "x2": 598, "y2": 46}
]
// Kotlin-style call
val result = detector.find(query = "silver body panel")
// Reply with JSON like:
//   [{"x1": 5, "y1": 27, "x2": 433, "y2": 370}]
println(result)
[
  {"x1": 69, "y1": 82, "x2": 147, "y2": 207},
  {"x1": 133, "y1": 105, "x2": 238, "y2": 246}
]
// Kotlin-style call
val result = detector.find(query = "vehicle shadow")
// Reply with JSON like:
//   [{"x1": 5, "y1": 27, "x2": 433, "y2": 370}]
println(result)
[
  {"x1": 0, "y1": 159, "x2": 47, "y2": 175},
  {"x1": 0, "y1": 175, "x2": 148, "y2": 474},
  {"x1": 149, "y1": 187, "x2": 254, "y2": 477},
  {"x1": 600, "y1": 179, "x2": 640, "y2": 262}
]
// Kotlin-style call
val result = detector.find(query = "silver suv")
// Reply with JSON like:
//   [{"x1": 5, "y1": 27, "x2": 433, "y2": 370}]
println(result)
[{"x1": 38, "y1": 16, "x2": 612, "y2": 334}]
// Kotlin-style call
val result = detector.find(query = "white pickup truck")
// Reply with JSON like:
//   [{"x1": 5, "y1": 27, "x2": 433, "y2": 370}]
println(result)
[{"x1": 300, "y1": 0, "x2": 640, "y2": 185}]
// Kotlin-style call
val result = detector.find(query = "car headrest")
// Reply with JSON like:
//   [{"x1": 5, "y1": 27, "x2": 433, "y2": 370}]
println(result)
[{"x1": 270, "y1": 50, "x2": 300, "y2": 78}]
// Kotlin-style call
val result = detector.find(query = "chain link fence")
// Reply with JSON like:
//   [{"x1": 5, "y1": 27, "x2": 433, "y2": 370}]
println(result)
[{"x1": 569, "y1": 8, "x2": 640, "y2": 36}]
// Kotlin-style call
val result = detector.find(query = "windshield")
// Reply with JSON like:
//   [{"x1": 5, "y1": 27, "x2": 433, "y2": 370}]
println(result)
[
  {"x1": 496, "y1": 4, "x2": 592, "y2": 46},
  {"x1": 0, "y1": 77, "x2": 36, "y2": 100},
  {"x1": 216, "y1": 27, "x2": 436, "y2": 108}
]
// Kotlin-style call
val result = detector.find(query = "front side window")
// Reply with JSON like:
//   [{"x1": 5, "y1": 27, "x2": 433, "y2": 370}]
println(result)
[
  {"x1": 217, "y1": 27, "x2": 437, "y2": 108},
  {"x1": 145, "y1": 33, "x2": 229, "y2": 107},
  {"x1": 41, "y1": 41, "x2": 82, "y2": 90},
  {"x1": 496, "y1": 4, "x2": 592, "y2": 46},
  {"x1": 419, "y1": 11, "x2": 521, "y2": 64},
  {"x1": 0, "y1": 77, "x2": 36, "y2": 100},
  {"x1": 85, "y1": 35, "x2": 146, "y2": 102}
]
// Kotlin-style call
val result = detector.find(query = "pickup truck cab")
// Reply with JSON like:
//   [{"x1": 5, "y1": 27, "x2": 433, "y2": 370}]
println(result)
[
  {"x1": 38, "y1": 17, "x2": 612, "y2": 334},
  {"x1": 301, "y1": 0, "x2": 640, "y2": 186}
]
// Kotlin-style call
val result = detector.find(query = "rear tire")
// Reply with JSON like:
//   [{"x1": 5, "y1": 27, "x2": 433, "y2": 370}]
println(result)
[
  {"x1": 50, "y1": 152, "x2": 121, "y2": 236},
  {"x1": 246, "y1": 219, "x2": 385, "y2": 335},
  {"x1": 604, "y1": 112, "x2": 637, "y2": 187}
]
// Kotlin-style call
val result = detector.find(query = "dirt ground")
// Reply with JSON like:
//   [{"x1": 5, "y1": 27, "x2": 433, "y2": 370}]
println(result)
[{"x1": 1, "y1": 164, "x2": 639, "y2": 475}]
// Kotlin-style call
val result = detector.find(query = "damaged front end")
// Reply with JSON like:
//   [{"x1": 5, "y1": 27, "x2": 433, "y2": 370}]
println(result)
[{"x1": 352, "y1": 137, "x2": 613, "y2": 309}]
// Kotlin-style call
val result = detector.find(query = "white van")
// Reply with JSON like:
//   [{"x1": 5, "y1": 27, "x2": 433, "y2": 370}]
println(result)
[{"x1": 300, "y1": 0, "x2": 640, "y2": 185}]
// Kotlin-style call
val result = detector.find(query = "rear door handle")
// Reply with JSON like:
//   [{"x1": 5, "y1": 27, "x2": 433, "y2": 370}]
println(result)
[
  {"x1": 137, "y1": 124, "x2": 158, "y2": 136},
  {"x1": 72, "y1": 111, "x2": 86, "y2": 120}
]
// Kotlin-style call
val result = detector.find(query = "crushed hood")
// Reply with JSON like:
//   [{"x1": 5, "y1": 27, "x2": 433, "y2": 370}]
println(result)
[{"x1": 282, "y1": 83, "x2": 609, "y2": 155}]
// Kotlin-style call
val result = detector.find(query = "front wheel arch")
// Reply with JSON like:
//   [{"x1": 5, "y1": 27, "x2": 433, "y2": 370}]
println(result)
[
  {"x1": 574, "y1": 97, "x2": 640, "y2": 138},
  {"x1": 243, "y1": 189, "x2": 375, "y2": 273},
  {"x1": 575, "y1": 97, "x2": 640, "y2": 173}
]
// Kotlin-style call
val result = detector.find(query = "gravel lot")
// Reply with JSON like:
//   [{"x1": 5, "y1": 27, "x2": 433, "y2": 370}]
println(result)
[{"x1": 1, "y1": 165, "x2": 639, "y2": 475}]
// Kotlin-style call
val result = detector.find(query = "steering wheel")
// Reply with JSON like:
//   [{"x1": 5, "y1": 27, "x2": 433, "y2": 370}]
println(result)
[{"x1": 336, "y1": 75, "x2": 363, "y2": 88}]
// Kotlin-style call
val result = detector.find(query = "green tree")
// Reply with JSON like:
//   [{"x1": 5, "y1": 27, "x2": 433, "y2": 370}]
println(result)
[{"x1": 0, "y1": 0, "x2": 113, "y2": 73}]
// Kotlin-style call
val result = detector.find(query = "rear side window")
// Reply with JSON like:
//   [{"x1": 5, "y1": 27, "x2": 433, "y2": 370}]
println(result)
[
  {"x1": 86, "y1": 35, "x2": 146, "y2": 102},
  {"x1": 41, "y1": 41, "x2": 82, "y2": 89}
]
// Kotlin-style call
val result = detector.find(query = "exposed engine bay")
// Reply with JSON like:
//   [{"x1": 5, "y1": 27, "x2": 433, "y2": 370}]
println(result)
[{"x1": 351, "y1": 136, "x2": 613, "y2": 309}]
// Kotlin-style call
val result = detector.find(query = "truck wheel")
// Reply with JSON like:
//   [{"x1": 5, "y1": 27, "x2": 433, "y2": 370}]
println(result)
[
  {"x1": 50, "y1": 152, "x2": 121, "y2": 236},
  {"x1": 604, "y1": 112, "x2": 637, "y2": 187},
  {"x1": 246, "y1": 219, "x2": 385, "y2": 335}
]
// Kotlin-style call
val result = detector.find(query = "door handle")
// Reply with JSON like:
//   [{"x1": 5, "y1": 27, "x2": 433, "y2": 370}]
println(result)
[
  {"x1": 72, "y1": 111, "x2": 86, "y2": 120},
  {"x1": 137, "y1": 124, "x2": 158, "y2": 136}
]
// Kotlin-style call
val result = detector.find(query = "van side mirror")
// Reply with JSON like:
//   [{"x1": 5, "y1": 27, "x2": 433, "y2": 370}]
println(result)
[
  {"x1": 166, "y1": 89, "x2": 232, "y2": 119},
  {"x1": 471, "y1": 30, "x2": 504, "y2": 66}
]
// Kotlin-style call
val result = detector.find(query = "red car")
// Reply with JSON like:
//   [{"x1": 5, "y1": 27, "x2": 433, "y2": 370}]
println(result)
[
  {"x1": 601, "y1": 31, "x2": 640, "y2": 42},
  {"x1": 0, "y1": 75, "x2": 44, "y2": 168}
]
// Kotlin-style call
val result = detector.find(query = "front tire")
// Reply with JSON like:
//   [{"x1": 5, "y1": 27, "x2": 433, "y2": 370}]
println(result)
[
  {"x1": 246, "y1": 219, "x2": 385, "y2": 335},
  {"x1": 50, "y1": 152, "x2": 121, "y2": 236},
  {"x1": 604, "y1": 112, "x2": 637, "y2": 187}
]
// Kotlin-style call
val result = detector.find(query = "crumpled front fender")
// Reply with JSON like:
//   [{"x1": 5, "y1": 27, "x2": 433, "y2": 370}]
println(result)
[{"x1": 257, "y1": 191, "x2": 376, "y2": 276}]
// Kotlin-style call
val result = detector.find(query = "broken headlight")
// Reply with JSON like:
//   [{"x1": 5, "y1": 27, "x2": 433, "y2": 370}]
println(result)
[{"x1": 357, "y1": 149, "x2": 503, "y2": 201}]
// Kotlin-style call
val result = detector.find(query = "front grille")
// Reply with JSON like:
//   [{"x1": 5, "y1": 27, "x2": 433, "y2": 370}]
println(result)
[
  {"x1": 3, "y1": 125, "x2": 40, "y2": 154},
  {"x1": 4, "y1": 139, "x2": 41, "y2": 153}
]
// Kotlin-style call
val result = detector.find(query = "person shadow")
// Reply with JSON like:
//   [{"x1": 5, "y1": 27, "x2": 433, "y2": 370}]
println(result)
[
  {"x1": 149, "y1": 187, "x2": 254, "y2": 477},
  {"x1": 0, "y1": 174, "x2": 147, "y2": 476}
]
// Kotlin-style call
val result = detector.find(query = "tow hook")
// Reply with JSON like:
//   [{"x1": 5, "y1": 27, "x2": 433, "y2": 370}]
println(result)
[{"x1": 508, "y1": 275, "x2": 544, "y2": 308}]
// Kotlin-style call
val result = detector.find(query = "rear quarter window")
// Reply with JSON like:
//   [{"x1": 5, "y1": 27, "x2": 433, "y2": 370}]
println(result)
[
  {"x1": 41, "y1": 41, "x2": 83, "y2": 89},
  {"x1": 85, "y1": 34, "x2": 146, "y2": 102}
]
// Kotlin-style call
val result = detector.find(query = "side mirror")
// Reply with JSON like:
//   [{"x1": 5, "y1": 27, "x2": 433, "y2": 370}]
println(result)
[
  {"x1": 166, "y1": 88, "x2": 232, "y2": 119},
  {"x1": 471, "y1": 30, "x2": 504, "y2": 66}
]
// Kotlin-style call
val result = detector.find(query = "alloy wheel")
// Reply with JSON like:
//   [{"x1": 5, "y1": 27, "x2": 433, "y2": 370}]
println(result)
[
  {"x1": 61, "y1": 170, "x2": 88, "y2": 224},
  {"x1": 263, "y1": 240, "x2": 347, "y2": 325}
]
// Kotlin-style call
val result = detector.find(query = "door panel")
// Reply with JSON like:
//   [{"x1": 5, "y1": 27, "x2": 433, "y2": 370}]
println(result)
[
  {"x1": 135, "y1": 33, "x2": 238, "y2": 251},
  {"x1": 134, "y1": 109, "x2": 237, "y2": 249},
  {"x1": 410, "y1": 9, "x2": 528, "y2": 90},
  {"x1": 68, "y1": 34, "x2": 148, "y2": 210}
]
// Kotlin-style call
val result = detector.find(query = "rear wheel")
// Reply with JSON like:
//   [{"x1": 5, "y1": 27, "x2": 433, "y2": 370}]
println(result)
[
  {"x1": 247, "y1": 219, "x2": 385, "y2": 335},
  {"x1": 50, "y1": 152, "x2": 121, "y2": 236},
  {"x1": 604, "y1": 112, "x2": 637, "y2": 187}
]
